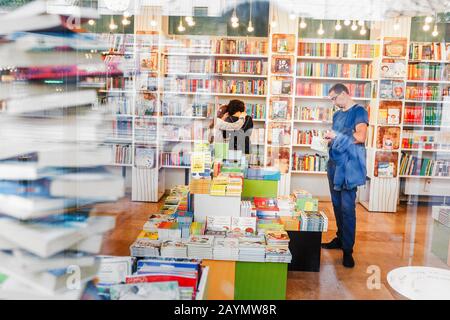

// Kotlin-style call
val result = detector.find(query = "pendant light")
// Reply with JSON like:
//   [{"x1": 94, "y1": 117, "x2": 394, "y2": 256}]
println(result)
[
  {"x1": 335, "y1": 20, "x2": 342, "y2": 31},
  {"x1": 343, "y1": 19, "x2": 351, "y2": 26},
  {"x1": 423, "y1": 23, "x2": 430, "y2": 31},
  {"x1": 270, "y1": 1, "x2": 277, "y2": 28},
  {"x1": 425, "y1": 16, "x2": 433, "y2": 24},
  {"x1": 231, "y1": 0, "x2": 239, "y2": 24},
  {"x1": 299, "y1": 17, "x2": 307, "y2": 29},
  {"x1": 178, "y1": 16, "x2": 185, "y2": 32},
  {"x1": 247, "y1": 0, "x2": 254, "y2": 33},
  {"x1": 109, "y1": 16, "x2": 118, "y2": 30},
  {"x1": 317, "y1": 20, "x2": 324, "y2": 35},
  {"x1": 393, "y1": 17, "x2": 400, "y2": 30},
  {"x1": 432, "y1": 23, "x2": 438, "y2": 37},
  {"x1": 351, "y1": 20, "x2": 358, "y2": 31},
  {"x1": 88, "y1": 19, "x2": 95, "y2": 26}
]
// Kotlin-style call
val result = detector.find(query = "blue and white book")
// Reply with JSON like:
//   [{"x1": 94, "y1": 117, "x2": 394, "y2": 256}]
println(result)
[{"x1": 0, "y1": 215, "x2": 115, "y2": 258}]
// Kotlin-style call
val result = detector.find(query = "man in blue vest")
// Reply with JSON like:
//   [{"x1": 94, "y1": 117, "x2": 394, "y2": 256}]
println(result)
[{"x1": 321, "y1": 83, "x2": 369, "y2": 268}]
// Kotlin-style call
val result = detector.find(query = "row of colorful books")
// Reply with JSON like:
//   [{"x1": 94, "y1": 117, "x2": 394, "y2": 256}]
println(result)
[
  {"x1": 298, "y1": 42, "x2": 379, "y2": 58},
  {"x1": 407, "y1": 63, "x2": 449, "y2": 81},
  {"x1": 399, "y1": 153, "x2": 450, "y2": 177},
  {"x1": 297, "y1": 62, "x2": 372, "y2": 79},
  {"x1": 161, "y1": 102, "x2": 212, "y2": 117},
  {"x1": 164, "y1": 79, "x2": 267, "y2": 95},
  {"x1": 292, "y1": 153, "x2": 328, "y2": 172},
  {"x1": 112, "y1": 144, "x2": 132, "y2": 165},
  {"x1": 408, "y1": 42, "x2": 450, "y2": 61},
  {"x1": 401, "y1": 130, "x2": 450, "y2": 150},
  {"x1": 404, "y1": 105, "x2": 443, "y2": 125},
  {"x1": 405, "y1": 85, "x2": 449, "y2": 101},
  {"x1": 160, "y1": 123, "x2": 209, "y2": 141},
  {"x1": 165, "y1": 38, "x2": 268, "y2": 55},
  {"x1": 293, "y1": 129, "x2": 326, "y2": 145},
  {"x1": 293, "y1": 105, "x2": 334, "y2": 122},
  {"x1": 296, "y1": 82, "x2": 371, "y2": 97},
  {"x1": 245, "y1": 103, "x2": 266, "y2": 120},
  {"x1": 160, "y1": 151, "x2": 191, "y2": 167}
]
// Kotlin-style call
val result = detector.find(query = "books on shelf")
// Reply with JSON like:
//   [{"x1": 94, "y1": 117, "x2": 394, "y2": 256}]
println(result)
[
  {"x1": 292, "y1": 152, "x2": 328, "y2": 172},
  {"x1": 298, "y1": 41, "x2": 379, "y2": 58},
  {"x1": 297, "y1": 62, "x2": 371, "y2": 79},
  {"x1": 401, "y1": 130, "x2": 450, "y2": 150},
  {"x1": 299, "y1": 211, "x2": 328, "y2": 232},
  {"x1": 245, "y1": 103, "x2": 265, "y2": 120},
  {"x1": 296, "y1": 82, "x2": 371, "y2": 98},
  {"x1": 267, "y1": 122, "x2": 291, "y2": 146},
  {"x1": 383, "y1": 37, "x2": 407, "y2": 58},
  {"x1": 269, "y1": 98, "x2": 291, "y2": 120},
  {"x1": 376, "y1": 126, "x2": 400, "y2": 150},
  {"x1": 250, "y1": 128, "x2": 265, "y2": 145},
  {"x1": 160, "y1": 151, "x2": 190, "y2": 167},
  {"x1": 404, "y1": 105, "x2": 443, "y2": 126},
  {"x1": 380, "y1": 60, "x2": 406, "y2": 78},
  {"x1": 272, "y1": 56, "x2": 294, "y2": 74},
  {"x1": 409, "y1": 42, "x2": 450, "y2": 61},
  {"x1": 164, "y1": 78, "x2": 266, "y2": 95},
  {"x1": 408, "y1": 62, "x2": 448, "y2": 81},
  {"x1": 294, "y1": 105, "x2": 334, "y2": 122},
  {"x1": 111, "y1": 144, "x2": 131, "y2": 165},
  {"x1": 374, "y1": 151, "x2": 398, "y2": 177},
  {"x1": 405, "y1": 85, "x2": 449, "y2": 101},
  {"x1": 293, "y1": 129, "x2": 326, "y2": 145},
  {"x1": 399, "y1": 153, "x2": 450, "y2": 177},
  {"x1": 166, "y1": 38, "x2": 268, "y2": 55}
]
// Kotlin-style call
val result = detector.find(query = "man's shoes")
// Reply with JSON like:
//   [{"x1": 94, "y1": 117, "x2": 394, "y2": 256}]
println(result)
[
  {"x1": 343, "y1": 251, "x2": 355, "y2": 268},
  {"x1": 321, "y1": 237, "x2": 342, "y2": 249}
]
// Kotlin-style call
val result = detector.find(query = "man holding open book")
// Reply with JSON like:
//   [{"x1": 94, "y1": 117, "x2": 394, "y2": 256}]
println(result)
[{"x1": 321, "y1": 83, "x2": 369, "y2": 268}]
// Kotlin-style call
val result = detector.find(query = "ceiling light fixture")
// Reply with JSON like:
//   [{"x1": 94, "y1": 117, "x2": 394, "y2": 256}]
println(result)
[
  {"x1": 270, "y1": 1, "x2": 277, "y2": 28},
  {"x1": 289, "y1": 12, "x2": 296, "y2": 20},
  {"x1": 299, "y1": 17, "x2": 307, "y2": 29},
  {"x1": 343, "y1": 19, "x2": 351, "y2": 26},
  {"x1": 393, "y1": 18, "x2": 400, "y2": 30},
  {"x1": 425, "y1": 16, "x2": 433, "y2": 24},
  {"x1": 357, "y1": 20, "x2": 364, "y2": 26},
  {"x1": 88, "y1": 19, "x2": 95, "y2": 26},
  {"x1": 247, "y1": 0, "x2": 254, "y2": 32},
  {"x1": 335, "y1": 20, "x2": 342, "y2": 31},
  {"x1": 423, "y1": 23, "x2": 430, "y2": 31},
  {"x1": 122, "y1": 17, "x2": 130, "y2": 25},
  {"x1": 150, "y1": 20, "x2": 157, "y2": 27},
  {"x1": 178, "y1": 17, "x2": 185, "y2": 32},
  {"x1": 432, "y1": 24, "x2": 439, "y2": 37},
  {"x1": 231, "y1": 0, "x2": 239, "y2": 24},
  {"x1": 360, "y1": 25, "x2": 367, "y2": 35},
  {"x1": 351, "y1": 20, "x2": 358, "y2": 31},
  {"x1": 109, "y1": 16, "x2": 118, "y2": 30},
  {"x1": 317, "y1": 20, "x2": 324, "y2": 35}
]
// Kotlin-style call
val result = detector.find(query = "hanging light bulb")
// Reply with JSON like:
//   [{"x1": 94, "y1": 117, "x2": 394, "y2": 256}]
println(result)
[
  {"x1": 289, "y1": 12, "x2": 296, "y2": 20},
  {"x1": 343, "y1": 19, "x2": 351, "y2": 26},
  {"x1": 178, "y1": 17, "x2": 185, "y2": 32},
  {"x1": 270, "y1": 20, "x2": 277, "y2": 28},
  {"x1": 351, "y1": 20, "x2": 358, "y2": 31},
  {"x1": 360, "y1": 25, "x2": 367, "y2": 35},
  {"x1": 432, "y1": 24, "x2": 439, "y2": 37},
  {"x1": 247, "y1": 20, "x2": 254, "y2": 32},
  {"x1": 122, "y1": 16, "x2": 130, "y2": 25},
  {"x1": 317, "y1": 20, "x2": 324, "y2": 35},
  {"x1": 150, "y1": 19, "x2": 157, "y2": 27},
  {"x1": 187, "y1": 17, "x2": 196, "y2": 27},
  {"x1": 393, "y1": 18, "x2": 400, "y2": 30},
  {"x1": 185, "y1": 16, "x2": 193, "y2": 23},
  {"x1": 231, "y1": 0, "x2": 239, "y2": 24},
  {"x1": 299, "y1": 17, "x2": 307, "y2": 29},
  {"x1": 357, "y1": 19, "x2": 364, "y2": 26},
  {"x1": 425, "y1": 16, "x2": 433, "y2": 24},
  {"x1": 335, "y1": 20, "x2": 342, "y2": 31},
  {"x1": 88, "y1": 19, "x2": 95, "y2": 26},
  {"x1": 232, "y1": 21, "x2": 239, "y2": 28},
  {"x1": 423, "y1": 23, "x2": 430, "y2": 31},
  {"x1": 109, "y1": 16, "x2": 118, "y2": 30},
  {"x1": 247, "y1": 0, "x2": 254, "y2": 32}
]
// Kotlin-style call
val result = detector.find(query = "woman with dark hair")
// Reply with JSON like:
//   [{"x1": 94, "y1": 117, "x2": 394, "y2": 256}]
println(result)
[
  {"x1": 211, "y1": 104, "x2": 246, "y2": 144},
  {"x1": 225, "y1": 100, "x2": 254, "y2": 154}
]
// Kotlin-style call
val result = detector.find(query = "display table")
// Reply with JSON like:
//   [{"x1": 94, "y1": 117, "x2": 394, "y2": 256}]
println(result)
[
  {"x1": 201, "y1": 260, "x2": 288, "y2": 300},
  {"x1": 287, "y1": 230, "x2": 322, "y2": 272},
  {"x1": 193, "y1": 194, "x2": 241, "y2": 223}
]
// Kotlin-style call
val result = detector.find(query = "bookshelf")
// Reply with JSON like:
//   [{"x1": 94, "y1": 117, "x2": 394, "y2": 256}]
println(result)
[{"x1": 291, "y1": 37, "x2": 378, "y2": 198}]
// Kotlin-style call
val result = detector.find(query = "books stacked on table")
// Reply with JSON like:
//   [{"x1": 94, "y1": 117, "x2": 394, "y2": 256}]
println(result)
[
  {"x1": 264, "y1": 230, "x2": 291, "y2": 263},
  {"x1": 110, "y1": 281, "x2": 181, "y2": 300},
  {"x1": 240, "y1": 200, "x2": 253, "y2": 217},
  {"x1": 254, "y1": 197, "x2": 279, "y2": 218},
  {"x1": 206, "y1": 216, "x2": 231, "y2": 232},
  {"x1": 130, "y1": 239, "x2": 161, "y2": 257},
  {"x1": 226, "y1": 175, "x2": 243, "y2": 196},
  {"x1": 189, "y1": 178, "x2": 211, "y2": 194},
  {"x1": 299, "y1": 211, "x2": 329, "y2": 232},
  {"x1": 213, "y1": 238, "x2": 239, "y2": 261},
  {"x1": 130, "y1": 258, "x2": 201, "y2": 300},
  {"x1": 160, "y1": 240, "x2": 188, "y2": 258},
  {"x1": 238, "y1": 235, "x2": 266, "y2": 262},
  {"x1": 205, "y1": 230, "x2": 227, "y2": 237},
  {"x1": 256, "y1": 218, "x2": 285, "y2": 235},
  {"x1": 96, "y1": 256, "x2": 134, "y2": 300},
  {"x1": 244, "y1": 167, "x2": 281, "y2": 180},
  {"x1": 292, "y1": 188, "x2": 312, "y2": 199},
  {"x1": 157, "y1": 221, "x2": 182, "y2": 240},
  {"x1": 277, "y1": 195, "x2": 296, "y2": 216},
  {"x1": 186, "y1": 235, "x2": 214, "y2": 259},
  {"x1": 190, "y1": 222, "x2": 206, "y2": 235},
  {"x1": 209, "y1": 175, "x2": 228, "y2": 196},
  {"x1": 231, "y1": 217, "x2": 257, "y2": 235}
]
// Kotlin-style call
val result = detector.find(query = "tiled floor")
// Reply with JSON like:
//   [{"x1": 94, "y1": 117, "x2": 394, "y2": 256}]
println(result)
[{"x1": 95, "y1": 197, "x2": 449, "y2": 300}]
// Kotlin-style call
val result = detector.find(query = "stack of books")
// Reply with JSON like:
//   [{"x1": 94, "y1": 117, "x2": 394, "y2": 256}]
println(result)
[
  {"x1": 240, "y1": 201, "x2": 254, "y2": 217},
  {"x1": 264, "y1": 230, "x2": 291, "y2": 262},
  {"x1": 245, "y1": 167, "x2": 281, "y2": 180},
  {"x1": 186, "y1": 235, "x2": 214, "y2": 259},
  {"x1": 189, "y1": 178, "x2": 211, "y2": 194},
  {"x1": 206, "y1": 216, "x2": 231, "y2": 232},
  {"x1": 277, "y1": 195, "x2": 296, "y2": 216},
  {"x1": 157, "y1": 221, "x2": 182, "y2": 240},
  {"x1": 130, "y1": 239, "x2": 161, "y2": 257},
  {"x1": 0, "y1": 4, "x2": 125, "y2": 299},
  {"x1": 213, "y1": 238, "x2": 239, "y2": 261},
  {"x1": 257, "y1": 218, "x2": 285, "y2": 235},
  {"x1": 238, "y1": 235, "x2": 266, "y2": 262},
  {"x1": 160, "y1": 240, "x2": 188, "y2": 258},
  {"x1": 254, "y1": 197, "x2": 279, "y2": 218},
  {"x1": 299, "y1": 211, "x2": 329, "y2": 232},
  {"x1": 190, "y1": 222, "x2": 206, "y2": 235},
  {"x1": 131, "y1": 258, "x2": 201, "y2": 300},
  {"x1": 438, "y1": 208, "x2": 450, "y2": 227},
  {"x1": 231, "y1": 217, "x2": 257, "y2": 235}
]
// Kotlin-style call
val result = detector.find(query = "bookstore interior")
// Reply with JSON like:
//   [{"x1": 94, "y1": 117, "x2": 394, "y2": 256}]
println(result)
[{"x1": 0, "y1": 0, "x2": 450, "y2": 301}]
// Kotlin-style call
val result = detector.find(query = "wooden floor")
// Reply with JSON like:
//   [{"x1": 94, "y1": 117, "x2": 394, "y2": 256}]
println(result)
[{"x1": 94, "y1": 196, "x2": 449, "y2": 300}]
